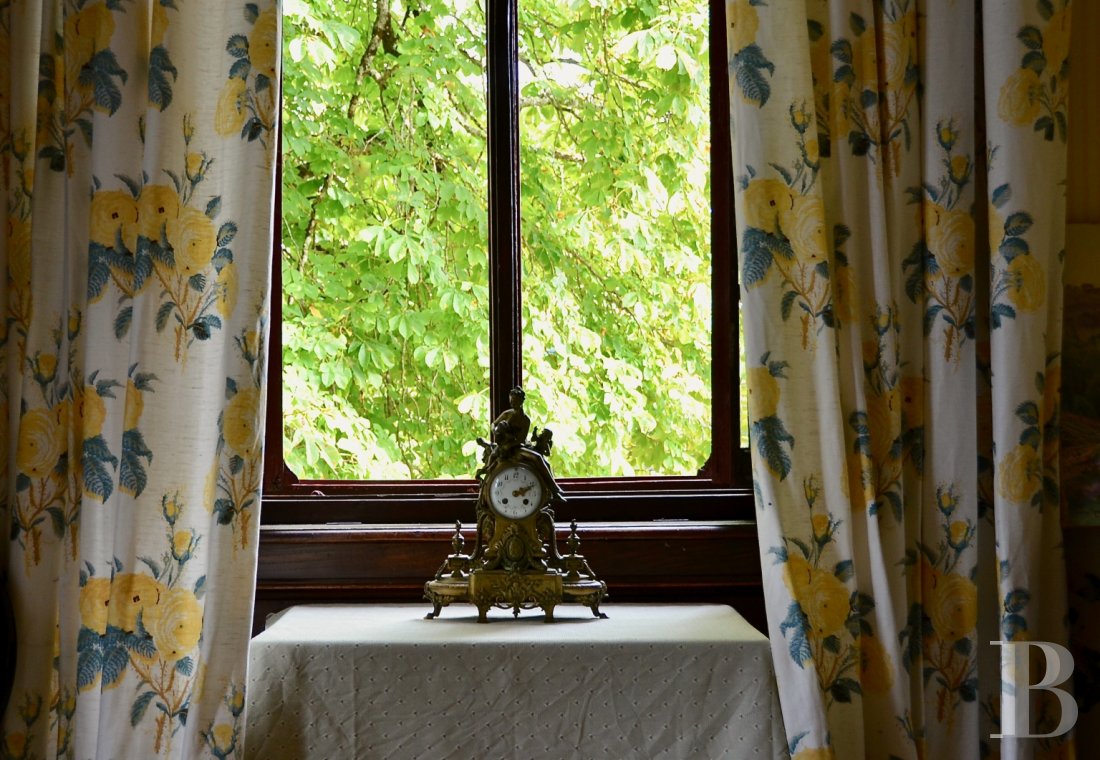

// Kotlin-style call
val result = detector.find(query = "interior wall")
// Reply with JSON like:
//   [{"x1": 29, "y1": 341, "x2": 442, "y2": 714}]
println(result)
[
  {"x1": 1067, "y1": 0, "x2": 1099, "y2": 224},
  {"x1": 1065, "y1": 0, "x2": 1099, "y2": 749}
]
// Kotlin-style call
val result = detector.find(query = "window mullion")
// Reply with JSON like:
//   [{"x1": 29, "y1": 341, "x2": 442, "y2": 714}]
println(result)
[
  {"x1": 704, "y1": 0, "x2": 735, "y2": 483},
  {"x1": 486, "y1": 0, "x2": 523, "y2": 419}
]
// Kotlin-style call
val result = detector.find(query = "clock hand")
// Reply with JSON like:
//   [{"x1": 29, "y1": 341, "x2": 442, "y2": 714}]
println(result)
[{"x1": 512, "y1": 484, "x2": 535, "y2": 497}]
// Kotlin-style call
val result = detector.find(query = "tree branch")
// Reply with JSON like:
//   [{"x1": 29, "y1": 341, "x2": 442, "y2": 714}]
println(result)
[{"x1": 303, "y1": 0, "x2": 399, "y2": 261}]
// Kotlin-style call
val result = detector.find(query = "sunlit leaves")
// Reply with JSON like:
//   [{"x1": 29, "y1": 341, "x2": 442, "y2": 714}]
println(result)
[
  {"x1": 282, "y1": 0, "x2": 489, "y2": 479},
  {"x1": 283, "y1": 0, "x2": 713, "y2": 479},
  {"x1": 516, "y1": 0, "x2": 712, "y2": 476}
]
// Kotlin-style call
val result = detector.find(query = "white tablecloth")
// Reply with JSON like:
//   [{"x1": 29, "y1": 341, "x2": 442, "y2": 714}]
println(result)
[{"x1": 245, "y1": 604, "x2": 785, "y2": 759}]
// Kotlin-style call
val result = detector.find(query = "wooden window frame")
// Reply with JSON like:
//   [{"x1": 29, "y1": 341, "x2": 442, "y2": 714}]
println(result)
[{"x1": 255, "y1": 0, "x2": 761, "y2": 631}]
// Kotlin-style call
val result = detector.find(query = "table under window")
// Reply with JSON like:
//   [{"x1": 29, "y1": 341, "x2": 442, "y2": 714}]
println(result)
[{"x1": 244, "y1": 604, "x2": 785, "y2": 759}]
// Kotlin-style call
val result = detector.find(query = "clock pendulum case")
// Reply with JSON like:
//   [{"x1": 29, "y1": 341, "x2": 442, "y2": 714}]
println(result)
[{"x1": 424, "y1": 387, "x2": 607, "y2": 622}]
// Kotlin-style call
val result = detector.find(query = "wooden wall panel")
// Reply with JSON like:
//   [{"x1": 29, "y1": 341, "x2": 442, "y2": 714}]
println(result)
[
  {"x1": 1068, "y1": 0, "x2": 1100, "y2": 222},
  {"x1": 254, "y1": 522, "x2": 767, "y2": 636}
]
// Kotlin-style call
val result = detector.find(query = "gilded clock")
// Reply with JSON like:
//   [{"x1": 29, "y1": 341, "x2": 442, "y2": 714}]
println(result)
[{"x1": 424, "y1": 387, "x2": 607, "y2": 622}]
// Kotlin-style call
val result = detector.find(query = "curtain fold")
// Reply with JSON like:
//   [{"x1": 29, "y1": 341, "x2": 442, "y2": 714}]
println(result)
[
  {"x1": 1, "y1": 1, "x2": 277, "y2": 757},
  {"x1": 732, "y1": 0, "x2": 1071, "y2": 756}
]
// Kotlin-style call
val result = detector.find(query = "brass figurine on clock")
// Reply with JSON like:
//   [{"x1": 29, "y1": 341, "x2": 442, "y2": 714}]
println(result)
[{"x1": 424, "y1": 387, "x2": 607, "y2": 622}]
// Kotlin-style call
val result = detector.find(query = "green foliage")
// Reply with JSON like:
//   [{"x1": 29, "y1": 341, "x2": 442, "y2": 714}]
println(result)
[{"x1": 282, "y1": 0, "x2": 712, "y2": 479}]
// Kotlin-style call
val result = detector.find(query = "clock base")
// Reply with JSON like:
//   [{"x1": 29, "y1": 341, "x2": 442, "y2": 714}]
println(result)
[
  {"x1": 424, "y1": 571, "x2": 607, "y2": 623},
  {"x1": 470, "y1": 569, "x2": 564, "y2": 622}
]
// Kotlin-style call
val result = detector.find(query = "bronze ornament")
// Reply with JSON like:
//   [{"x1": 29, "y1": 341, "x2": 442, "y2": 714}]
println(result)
[{"x1": 425, "y1": 388, "x2": 607, "y2": 622}]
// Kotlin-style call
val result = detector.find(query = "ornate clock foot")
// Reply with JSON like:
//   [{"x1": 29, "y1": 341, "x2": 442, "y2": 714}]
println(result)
[
  {"x1": 542, "y1": 604, "x2": 556, "y2": 622},
  {"x1": 477, "y1": 604, "x2": 489, "y2": 623},
  {"x1": 425, "y1": 602, "x2": 442, "y2": 619}
]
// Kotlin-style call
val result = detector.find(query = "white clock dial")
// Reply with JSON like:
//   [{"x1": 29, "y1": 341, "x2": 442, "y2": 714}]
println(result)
[{"x1": 488, "y1": 465, "x2": 543, "y2": 519}]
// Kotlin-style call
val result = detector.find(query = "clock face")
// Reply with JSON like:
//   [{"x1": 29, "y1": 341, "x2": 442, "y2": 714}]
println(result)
[{"x1": 488, "y1": 465, "x2": 544, "y2": 519}]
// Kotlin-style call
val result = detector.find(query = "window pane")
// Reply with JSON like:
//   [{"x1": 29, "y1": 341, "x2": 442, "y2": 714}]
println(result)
[
  {"x1": 517, "y1": 1, "x2": 711, "y2": 476},
  {"x1": 282, "y1": 0, "x2": 490, "y2": 479}
]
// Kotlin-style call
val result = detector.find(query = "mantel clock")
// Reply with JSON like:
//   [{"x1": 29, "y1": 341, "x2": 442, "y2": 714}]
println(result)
[{"x1": 424, "y1": 387, "x2": 607, "y2": 622}]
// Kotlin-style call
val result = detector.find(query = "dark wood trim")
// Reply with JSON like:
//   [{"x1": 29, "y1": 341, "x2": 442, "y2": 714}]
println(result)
[
  {"x1": 263, "y1": 68, "x2": 300, "y2": 493},
  {"x1": 254, "y1": 520, "x2": 766, "y2": 635},
  {"x1": 0, "y1": 567, "x2": 15, "y2": 721},
  {"x1": 702, "y1": 0, "x2": 736, "y2": 483},
  {"x1": 260, "y1": 485, "x2": 755, "y2": 524},
  {"x1": 263, "y1": 86, "x2": 290, "y2": 492},
  {"x1": 263, "y1": 2, "x2": 749, "y2": 511},
  {"x1": 487, "y1": 0, "x2": 523, "y2": 415}
]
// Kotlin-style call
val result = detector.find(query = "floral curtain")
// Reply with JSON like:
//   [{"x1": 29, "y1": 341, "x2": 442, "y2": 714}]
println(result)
[
  {"x1": 732, "y1": 0, "x2": 1071, "y2": 757},
  {"x1": 0, "y1": 1, "x2": 277, "y2": 757}
]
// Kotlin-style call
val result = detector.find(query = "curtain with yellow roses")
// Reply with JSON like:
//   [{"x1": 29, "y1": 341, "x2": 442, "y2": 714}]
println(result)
[
  {"x1": 0, "y1": 1, "x2": 277, "y2": 757},
  {"x1": 733, "y1": 0, "x2": 1071, "y2": 757}
]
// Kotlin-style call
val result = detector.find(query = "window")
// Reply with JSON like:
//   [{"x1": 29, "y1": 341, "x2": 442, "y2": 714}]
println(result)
[{"x1": 263, "y1": 0, "x2": 750, "y2": 525}]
